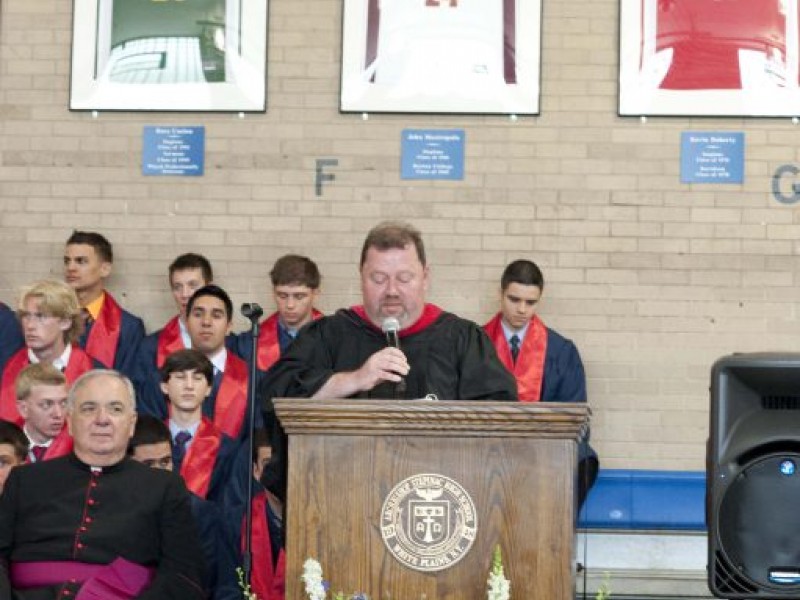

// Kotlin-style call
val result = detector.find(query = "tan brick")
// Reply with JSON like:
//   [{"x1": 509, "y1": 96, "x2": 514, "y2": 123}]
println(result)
[{"x1": 1, "y1": 0, "x2": 799, "y2": 475}]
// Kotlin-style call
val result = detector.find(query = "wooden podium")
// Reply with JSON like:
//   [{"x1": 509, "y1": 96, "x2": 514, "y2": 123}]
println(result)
[{"x1": 274, "y1": 398, "x2": 590, "y2": 600}]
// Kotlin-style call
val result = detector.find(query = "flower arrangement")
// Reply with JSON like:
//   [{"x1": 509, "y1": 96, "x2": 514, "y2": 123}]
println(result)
[
  {"x1": 302, "y1": 546, "x2": 511, "y2": 600},
  {"x1": 302, "y1": 558, "x2": 369, "y2": 599},
  {"x1": 301, "y1": 559, "x2": 328, "y2": 600},
  {"x1": 252, "y1": 550, "x2": 606, "y2": 600}
]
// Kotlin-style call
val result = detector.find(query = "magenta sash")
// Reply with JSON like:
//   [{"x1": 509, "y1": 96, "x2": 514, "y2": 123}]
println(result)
[{"x1": 11, "y1": 557, "x2": 155, "y2": 599}]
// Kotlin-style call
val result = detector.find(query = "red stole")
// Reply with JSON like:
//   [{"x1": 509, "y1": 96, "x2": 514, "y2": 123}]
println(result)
[
  {"x1": 156, "y1": 316, "x2": 185, "y2": 368},
  {"x1": 177, "y1": 417, "x2": 221, "y2": 499},
  {"x1": 483, "y1": 313, "x2": 548, "y2": 402},
  {"x1": 0, "y1": 346, "x2": 95, "y2": 424},
  {"x1": 85, "y1": 293, "x2": 123, "y2": 368},
  {"x1": 215, "y1": 353, "x2": 248, "y2": 439},
  {"x1": 349, "y1": 303, "x2": 443, "y2": 336},
  {"x1": 0, "y1": 350, "x2": 29, "y2": 424},
  {"x1": 43, "y1": 427, "x2": 73, "y2": 461},
  {"x1": 26, "y1": 428, "x2": 73, "y2": 464},
  {"x1": 255, "y1": 310, "x2": 323, "y2": 371},
  {"x1": 243, "y1": 492, "x2": 286, "y2": 600}
]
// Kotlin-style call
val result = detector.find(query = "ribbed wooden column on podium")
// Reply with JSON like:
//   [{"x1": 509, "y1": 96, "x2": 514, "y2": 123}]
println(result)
[{"x1": 274, "y1": 399, "x2": 589, "y2": 600}]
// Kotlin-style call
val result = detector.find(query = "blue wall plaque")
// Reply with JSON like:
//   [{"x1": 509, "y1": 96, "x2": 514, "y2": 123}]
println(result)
[
  {"x1": 680, "y1": 132, "x2": 744, "y2": 184},
  {"x1": 143, "y1": 126, "x2": 205, "y2": 176},
  {"x1": 401, "y1": 129, "x2": 464, "y2": 180}
]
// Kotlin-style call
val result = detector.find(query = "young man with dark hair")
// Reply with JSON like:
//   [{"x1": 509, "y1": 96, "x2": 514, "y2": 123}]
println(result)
[
  {"x1": 138, "y1": 286, "x2": 256, "y2": 442},
  {"x1": 63, "y1": 230, "x2": 145, "y2": 377},
  {"x1": 218, "y1": 427, "x2": 285, "y2": 600},
  {"x1": 127, "y1": 414, "x2": 174, "y2": 471},
  {"x1": 133, "y1": 253, "x2": 214, "y2": 412},
  {"x1": 128, "y1": 414, "x2": 226, "y2": 596},
  {"x1": 0, "y1": 280, "x2": 99, "y2": 425},
  {"x1": 151, "y1": 253, "x2": 215, "y2": 368},
  {"x1": 483, "y1": 259, "x2": 598, "y2": 504},
  {"x1": 235, "y1": 254, "x2": 323, "y2": 372},
  {"x1": 15, "y1": 363, "x2": 72, "y2": 462},
  {"x1": 484, "y1": 259, "x2": 583, "y2": 401},
  {"x1": 159, "y1": 348, "x2": 236, "y2": 503},
  {"x1": 0, "y1": 419, "x2": 27, "y2": 494}
]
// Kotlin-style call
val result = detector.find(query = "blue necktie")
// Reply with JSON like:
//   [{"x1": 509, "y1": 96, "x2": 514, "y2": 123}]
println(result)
[
  {"x1": 510, "y1": 335, "x2": 521, "y2": 364},
  {"x1": 173, "y1": 430, "x2": 192, "y2": 471}
]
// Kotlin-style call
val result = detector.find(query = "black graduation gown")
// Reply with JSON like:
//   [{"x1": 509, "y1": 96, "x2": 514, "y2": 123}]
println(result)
[
  {"x1": 261, "y1": 307, "x2": 517, "y2": 402},
  {"x1": 0, "y1": 454, "x2": 206, "y2": 599},
  {"x1": 258, "y1": 307, "x2": 517, "y2": 501}
]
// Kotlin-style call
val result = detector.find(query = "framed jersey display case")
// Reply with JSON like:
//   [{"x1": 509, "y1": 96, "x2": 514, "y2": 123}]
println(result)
[
  {"x1": 70, "y1": 0, "x2": 268, "y2": 112},
  {"x1": 620, "y1": 0, "x2": 800, "y2": 117},
  {"x1": 340, "y1": 0, "x2": 542, "y2": 115}
]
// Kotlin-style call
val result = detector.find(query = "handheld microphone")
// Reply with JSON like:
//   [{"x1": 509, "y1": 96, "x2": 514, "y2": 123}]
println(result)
[
  {"x1": 240, "y1": 302, "x2": 264, "y2": 323},
  {"x1": 381, "y1": 317, "x2": 406, "y2": 397},
  {"x1": 381, "y1": 317, "x2": 401, "y2": 350}
]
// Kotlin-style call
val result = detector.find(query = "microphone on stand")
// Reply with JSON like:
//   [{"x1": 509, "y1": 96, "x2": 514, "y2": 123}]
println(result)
[
  {"x1": 239, "y1": 301, "x2": 263, "y2": 587},
  {"x1": 381, "y1": 317, "x2": 406, "y2": 397},
  {"x1": 241, "y1": 303, "x2": 264, "y2": 322}
]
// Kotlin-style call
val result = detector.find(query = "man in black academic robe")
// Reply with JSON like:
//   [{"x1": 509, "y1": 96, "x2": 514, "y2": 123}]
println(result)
[
  {"x1": 265, "y1": 304, "x2": 516, "y2": 401},
  {"x1": 263, "y1": 221, "x2": 516, "y2": 404},
  {"x1": 260, "y1": 222, "x2": 517, "y2": 499},
  {"x1": 0, "y1": 370, "x2": 205, "y2": 600}
]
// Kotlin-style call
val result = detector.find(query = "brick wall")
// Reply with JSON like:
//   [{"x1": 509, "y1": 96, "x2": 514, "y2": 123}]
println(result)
[{"x1": 1, "y1": 0, "x2": 797, "y2": 471}]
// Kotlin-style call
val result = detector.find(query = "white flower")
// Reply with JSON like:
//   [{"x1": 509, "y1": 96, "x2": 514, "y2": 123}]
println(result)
[
  {"x1": 487, "y1": 570, "x2": 511, "y2": 600},
  {"x1": 301, "y1": 558, "x2": 327, "y2": 600},
  {"x1": 487, "y1": 546, "x2": 510, "y2": 600}
]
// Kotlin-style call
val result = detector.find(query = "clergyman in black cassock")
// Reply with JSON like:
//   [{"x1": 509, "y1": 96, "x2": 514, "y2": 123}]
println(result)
[{"x1": 0, "y1": 370, "x2": 205, "y2": 600}]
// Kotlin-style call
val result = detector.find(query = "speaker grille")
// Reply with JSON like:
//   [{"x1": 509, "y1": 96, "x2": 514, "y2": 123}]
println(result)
[
  {"x1": 713, "y1": 550, "x2": 759, "y2": 596},
  {"x1": 762, "y1": 396, "x2": 800, "y2": 410}
]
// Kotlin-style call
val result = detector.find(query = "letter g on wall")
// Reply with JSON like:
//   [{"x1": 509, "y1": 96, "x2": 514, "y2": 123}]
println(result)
[{"x1": 772, "y1": 164, "x2": 800, "y2": 204}]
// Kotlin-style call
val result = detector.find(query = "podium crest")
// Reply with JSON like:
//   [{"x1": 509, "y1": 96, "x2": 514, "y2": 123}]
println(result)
[{"x1": 380, "y1": 473, "x2": 478, "y2": 572}]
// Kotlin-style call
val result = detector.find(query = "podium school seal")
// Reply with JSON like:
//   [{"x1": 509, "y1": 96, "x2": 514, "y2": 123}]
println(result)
[{"x1": 380, "y1": 473, "x2": 478, "y2": 572}]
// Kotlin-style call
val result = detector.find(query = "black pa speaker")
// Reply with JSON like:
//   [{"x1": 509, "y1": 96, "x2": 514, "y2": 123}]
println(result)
[{"x1": 709, "y1": 353, "x2": 800, "y2": 598}]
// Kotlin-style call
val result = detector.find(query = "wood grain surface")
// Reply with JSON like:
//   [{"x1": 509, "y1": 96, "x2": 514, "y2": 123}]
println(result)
[{"x1": 276, "y1": 400, "x2": 589, "y2": 600}]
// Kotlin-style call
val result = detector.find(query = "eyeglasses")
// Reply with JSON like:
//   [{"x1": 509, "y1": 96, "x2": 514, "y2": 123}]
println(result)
[{"x1": 18, "y1": 311, "x2": 57, "y2": 323}]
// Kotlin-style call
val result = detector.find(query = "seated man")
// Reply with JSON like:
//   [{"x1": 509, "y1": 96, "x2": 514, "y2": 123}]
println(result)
[
  {"x1": 483, "y1": 259, "x2": 598, "y2": 503},
  {"x1": 0, "y1": 369, "x2": 205, "y2": 599},
  {"x1": 0, "y1": 303, "x2": 24, "y2": 375},
  {"x1": 0, "y1": 279, "x2": 99, "y2": 424},
  {"x1": 133, "y1": 253, "x2": 214, "y2": 421},
  {"x1": 127, "y1": 414, "x2": 175, "y2": 471},
  {"x1": 218, "y1": 428, "x2": 285, "y2": 600},
  {"x1": 234, "y1": 254, "x2": 323, "y2": 371},
  {"x1": 136, "y1": 252, "x2": 214, "y2": 371},
  {"x1": 160, "y1": 349, "x2": 236, "y2": 503},
  {"x1": 15, "y1": 363, "x2": 72, "y2": 462},
  {"x1": 0, "y1": 420, "x2": 27, "y2": 494},
  {"x1": 64, "y1": 230, "x2": 145, "y2": 377},
  {"x1": 128, "y1": 414, "x2": 224, "y2": 596},
  {"x1": 139, "y1": 285, "x2": 256, "y2": 442}
]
